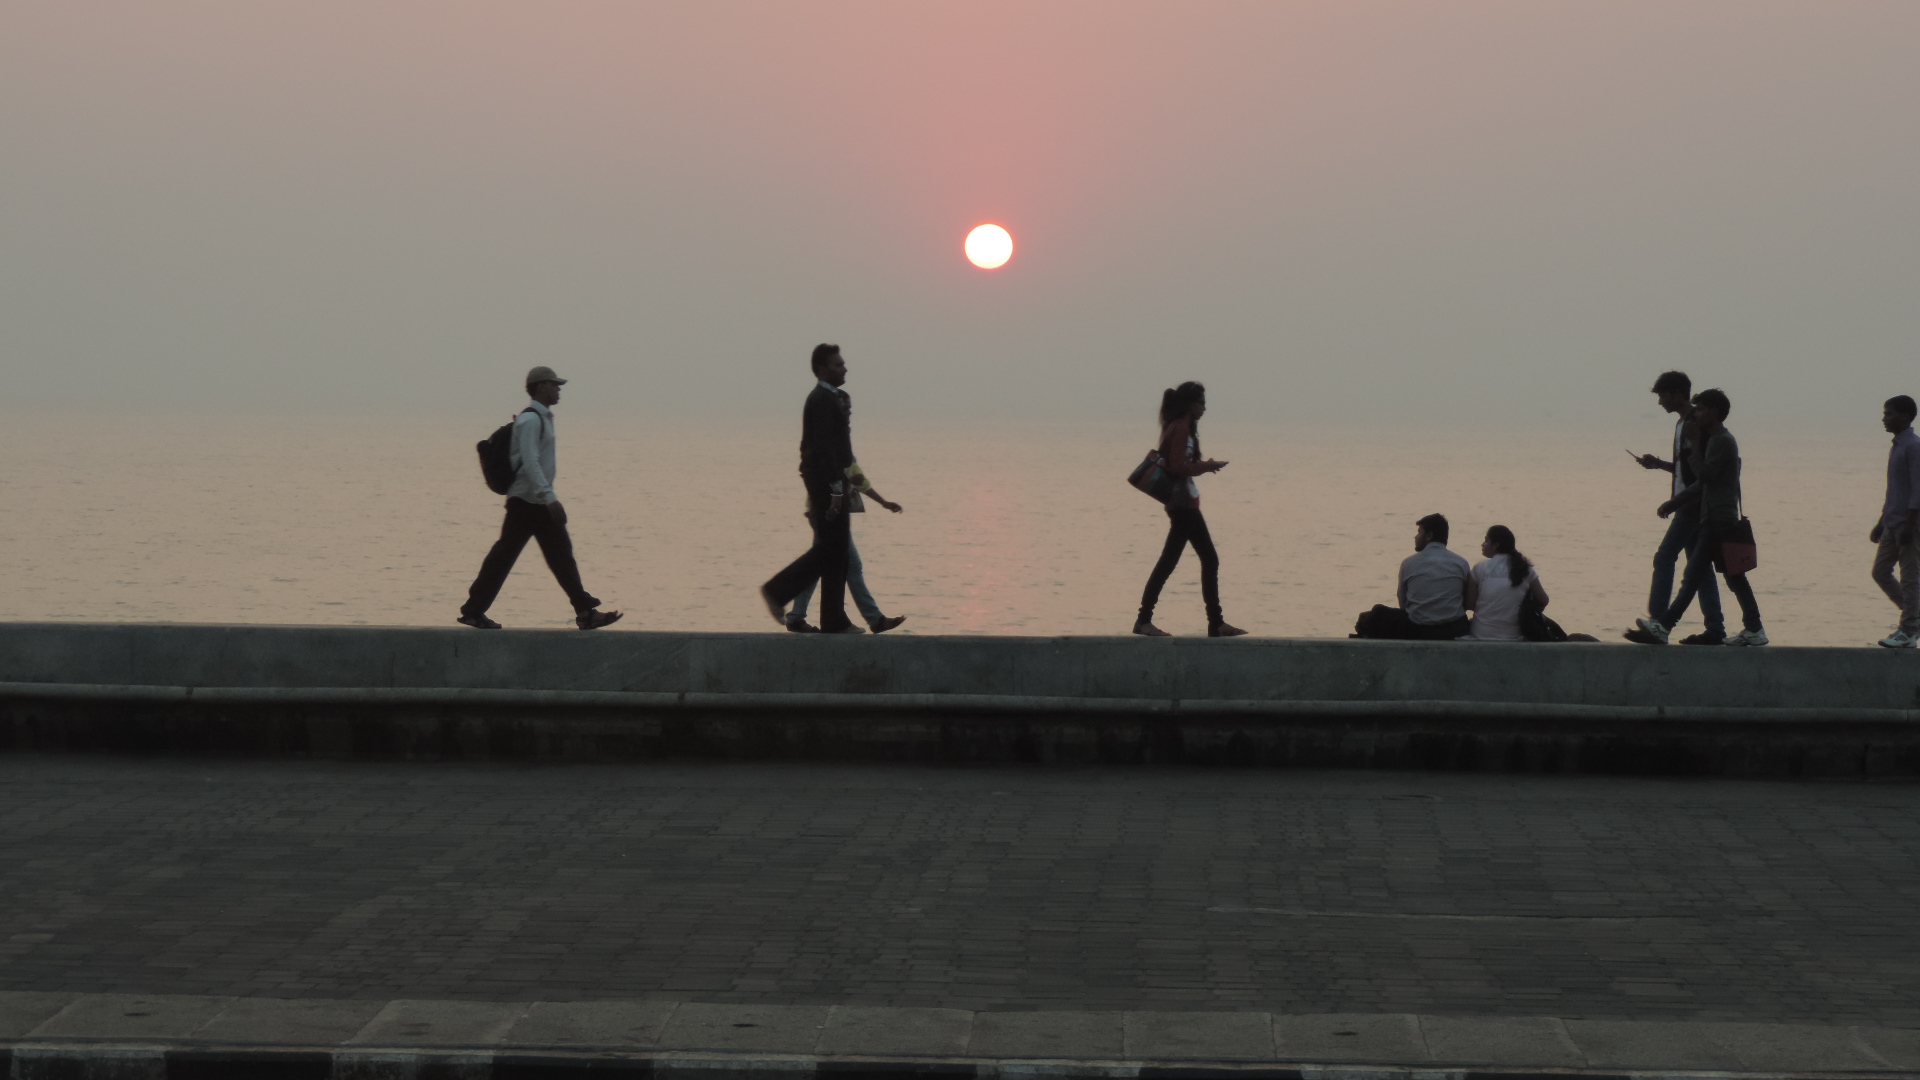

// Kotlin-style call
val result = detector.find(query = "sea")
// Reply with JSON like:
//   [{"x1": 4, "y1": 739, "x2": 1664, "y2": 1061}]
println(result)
[{"x1": 6, "y1": 412, "x2": 1902, "y2": 647}]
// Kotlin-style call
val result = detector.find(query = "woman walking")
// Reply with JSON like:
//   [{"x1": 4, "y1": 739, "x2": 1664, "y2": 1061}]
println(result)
[{"x1": 1134, "y1": 382, "x2": 1248, "y2": 637}]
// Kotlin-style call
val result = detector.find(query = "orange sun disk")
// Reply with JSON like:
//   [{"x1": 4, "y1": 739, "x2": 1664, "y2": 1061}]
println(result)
[{"x1": 965, "y1": 224, "x2": 1013, "y2": 269}]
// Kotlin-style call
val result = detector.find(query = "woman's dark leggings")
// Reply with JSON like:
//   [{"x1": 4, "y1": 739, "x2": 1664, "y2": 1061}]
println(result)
[{"x1": 1138, "y1": 505, "x2": 1222, "y2": 625}]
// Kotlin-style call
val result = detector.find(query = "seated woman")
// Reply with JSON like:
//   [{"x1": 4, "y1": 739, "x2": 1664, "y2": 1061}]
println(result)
[{"x1": 1464, "y1": 525, "x2": 1550, "y2": 641}]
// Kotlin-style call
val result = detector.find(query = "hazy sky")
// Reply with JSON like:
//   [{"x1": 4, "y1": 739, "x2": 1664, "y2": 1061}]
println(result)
[{"x1": 4, "y1": 1, "x2": 1916, "y2": 424}]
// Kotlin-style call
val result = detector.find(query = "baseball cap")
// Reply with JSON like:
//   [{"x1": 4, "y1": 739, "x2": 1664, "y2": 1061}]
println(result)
[{"x1": 525, "y1": 366, "x2": 568, "y2": 386}]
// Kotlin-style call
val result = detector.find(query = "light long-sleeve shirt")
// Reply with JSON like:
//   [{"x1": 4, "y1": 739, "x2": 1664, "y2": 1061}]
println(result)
[
  {"x1": 1397, "y1": 542, "x2": 1472, "y2": 626},
  {"x1": 505, "y1": 400, "x2": 557, "y2": 505},
  {"x1": 1884, "y1": 427, "x2": 1920, "y2": 528},
  {"x1": 805, "y1": 461, "x2": 879, "y2": 513}
]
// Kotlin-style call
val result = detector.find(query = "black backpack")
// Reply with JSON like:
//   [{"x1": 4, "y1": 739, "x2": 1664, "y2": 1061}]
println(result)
[{"x1": 476, "y1": 407, "x2": 538, "y2": 494}]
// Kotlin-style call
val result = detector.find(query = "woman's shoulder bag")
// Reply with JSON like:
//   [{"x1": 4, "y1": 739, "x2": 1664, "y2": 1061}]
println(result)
[{"x1": 1127, "y1": 423, "x2": 1185, "y2": 504}]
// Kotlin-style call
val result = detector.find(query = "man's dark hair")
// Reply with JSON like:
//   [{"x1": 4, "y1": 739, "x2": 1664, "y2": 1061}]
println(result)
[
  {"x1": 810, "y1": 343, "x2": 841, "y2": 374},
  {"x1": 1887, "y1": 395, "x2": 1918, "y2": 419},
  {"x1": 1692, "y1": 388, "x2": 1731, "y2": 419},
  {"x1": 1651, "y1": 371, "x2": 1692, "y2": 396},
  {"x1": 1416, "y1": 513, "x2": 1449, "y2": 545}
]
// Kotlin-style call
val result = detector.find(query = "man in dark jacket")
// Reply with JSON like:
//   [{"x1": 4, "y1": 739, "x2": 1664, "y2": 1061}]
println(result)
[{"x1": 760, "y1": 344, "x2": 861, "y2": 633}]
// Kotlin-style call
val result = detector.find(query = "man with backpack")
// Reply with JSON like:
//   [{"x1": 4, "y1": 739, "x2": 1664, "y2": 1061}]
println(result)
[{"x1": 459, "y1": 366, "x2": 622, "y2": 630}]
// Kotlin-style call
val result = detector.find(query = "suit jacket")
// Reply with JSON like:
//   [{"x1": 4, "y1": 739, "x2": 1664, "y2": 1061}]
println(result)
[{"x1": 799, "y1": 383, "x2": 855, "y2": 493}]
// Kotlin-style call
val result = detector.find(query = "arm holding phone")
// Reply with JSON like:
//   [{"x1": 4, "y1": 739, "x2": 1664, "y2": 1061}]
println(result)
[{"x1": 1626, "y1": 448, "x2": 1675, "y2": 473}]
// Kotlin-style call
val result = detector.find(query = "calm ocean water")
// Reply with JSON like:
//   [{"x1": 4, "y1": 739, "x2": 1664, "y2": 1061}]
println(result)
[{"x1": 6, "y1": 412, "x2": 1903, "y2": 646}]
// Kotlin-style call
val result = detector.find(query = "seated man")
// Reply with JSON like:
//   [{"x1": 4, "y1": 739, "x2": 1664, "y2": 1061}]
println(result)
[{"x1": 1353, "y1": 513, "x2": 1472, "y2": 640}]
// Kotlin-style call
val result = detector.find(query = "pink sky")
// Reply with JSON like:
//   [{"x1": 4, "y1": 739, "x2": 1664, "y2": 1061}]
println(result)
[{"x1": 4, "y1": 2, "x2": 1917, "y2": 423}]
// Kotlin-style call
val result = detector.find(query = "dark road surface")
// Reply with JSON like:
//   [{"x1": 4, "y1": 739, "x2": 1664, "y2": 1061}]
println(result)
[{"x1": 2, "y1": 757, "x2": 1915, "y2": 1024}]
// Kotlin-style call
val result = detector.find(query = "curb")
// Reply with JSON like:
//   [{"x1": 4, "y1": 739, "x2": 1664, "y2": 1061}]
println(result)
[
  {"x1": 16, "y1": 680, "x2": 1920, "y2": 725},
  {"x1": 5, "y1": 1045, "x2": 1914, "y2": 1080}
]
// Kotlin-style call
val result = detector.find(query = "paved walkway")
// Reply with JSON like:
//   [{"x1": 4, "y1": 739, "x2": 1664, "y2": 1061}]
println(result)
[{"x1": 1, "y1": 758, "x2": 1918, "y2": 1028}]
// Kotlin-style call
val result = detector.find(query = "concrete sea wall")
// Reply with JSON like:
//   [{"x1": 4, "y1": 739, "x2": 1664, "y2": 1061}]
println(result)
[{"x1": 3, "y1": 623, "x2": 1920, "y2": 776}]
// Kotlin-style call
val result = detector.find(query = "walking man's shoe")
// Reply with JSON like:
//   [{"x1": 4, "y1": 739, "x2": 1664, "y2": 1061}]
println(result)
[
  {"x1": 1132, "y1": 620, "x2": 1172, "y2": 637},
  {"x1": 1723, "y1": 628, "x2": 1769, "y2": 646},
  {"x1": 1624, "y1": 618, "x2": 1670, "y2": 645},
  {"x1": 869, "y1": 615, "x2": 907, "y2": 634},
  {"x1": 457, "y1": 614, "x2": 503, "y2": 630},
  {"x1": 1208, "y1": 621, "x2": 1249, "y2": 637},
  {"x1": 1880, "y1": 628, "x2": 1918, "y2": 648},
  {"x1": 576, "y1": 609, "x2": 623, "y2": 630},
  {"x1": 786, "y1": 617, "x2": 821, "y2": 633},
  {"x1": 760, "y1": 585, "x2": 788, "y2": 626},
  {"x1": 824, "y1": 624, "x2": 867, "y2": 634},
  {"x1": 1678, "y1": 631, "x2": 1726, "y2": 645}
]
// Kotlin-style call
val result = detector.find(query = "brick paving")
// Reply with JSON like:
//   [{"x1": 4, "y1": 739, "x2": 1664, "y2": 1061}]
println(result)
[{"x1": 0, "y1": 757, "x2": 1916, "y2": 1025}]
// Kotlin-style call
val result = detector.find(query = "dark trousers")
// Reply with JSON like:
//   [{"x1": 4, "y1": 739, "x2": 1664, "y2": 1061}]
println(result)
[
  {"x1": 1665, "y1": 520, "x2": 1761, "y2": 633},
  {"x1": 763, "y1": 488, "x2": 853, "y2": 631},
  {"x1": 1650, "y1": 507, "x2": 1722, "y2": 633},
  {"x1": 1354, "y1": 605, "x2": 1470, "y2": 640},
  {"x1": 1139, "y1": 504, "x2": 1223, "y2": 624},
  {"x1": 462, "y1": 497, "x2": 598, "y2": 617}
]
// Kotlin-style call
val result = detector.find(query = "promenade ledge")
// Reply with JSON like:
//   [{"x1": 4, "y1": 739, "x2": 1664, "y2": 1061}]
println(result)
[{"x1": 4, "y1": 623, "x2": 1920, "y2": 776}]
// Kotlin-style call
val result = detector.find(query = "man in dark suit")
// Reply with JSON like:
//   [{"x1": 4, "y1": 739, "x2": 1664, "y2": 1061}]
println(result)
[{"x1": 760, "y1": 344, "x2": 860, "y2": 633}]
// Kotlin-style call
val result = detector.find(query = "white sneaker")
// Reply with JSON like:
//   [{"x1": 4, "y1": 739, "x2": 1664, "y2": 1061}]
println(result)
[
  {"x1": 1879, "y1": 628, "x2": 1919, "y2": 649},
  {"x1": 1724, "y1": 628, "x2": 1770, "y2": 647},
  {"x1": 1633, "y1": 618, "x2": 1671, "y2": 644}
]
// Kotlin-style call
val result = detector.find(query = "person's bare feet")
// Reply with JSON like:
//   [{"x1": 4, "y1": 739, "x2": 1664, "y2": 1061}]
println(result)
[
  {"x1": 869, "y1": 615, "x2": 907, "y2": 634},
  {"x1": 1132, "y1": 620, "x2": 1171, "y2": 637},
  {"x1": 1208, "y1": 621, "x2": 1249, "y2": 637}
]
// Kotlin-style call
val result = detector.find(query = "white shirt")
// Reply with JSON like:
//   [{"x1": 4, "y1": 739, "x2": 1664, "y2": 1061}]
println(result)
[
  {"x1": 1184, "y1": 434, "x2": 1200, "y2": 501},
  {"x1": 1467, "y1": 554, "x2": 1538, "y2": 642},
  {"x1": 1397, "y1": 542, "x2": 1471, "y2": 626},
  {"x1": 1671, "y1": 417, "x2": 1688, "y2": 499},
  {"x1": 505, "y1": 400, "x2": 557, "y2": 505}
]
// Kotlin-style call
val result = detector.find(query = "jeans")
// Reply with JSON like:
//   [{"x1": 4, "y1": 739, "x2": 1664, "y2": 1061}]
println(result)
[
  {"x1": 1138, "y1": 504, "x2": 1223, "y2": 625},
  {"x1": 1872, "y1": 528, "x2": 1920, "y2": 634},
  {"x1": 763, "y1": 493, "x2": 853, "y2": 631},
  {"x1": 791, "y1": 535, "x2": 884, "y2": 625},
  {"x1": 1650, "y1": 508, "x2": 1722, "y2": 635},
  {"x1": 462, "y1": 497, "x2": 600, "y2": 617},
  {"x1": 1665, "y1": 520, "x2": 1761, "y2": 633}
]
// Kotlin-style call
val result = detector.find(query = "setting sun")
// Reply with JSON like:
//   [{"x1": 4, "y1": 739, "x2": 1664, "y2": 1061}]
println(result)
[{"x1": 964, "y1": 223, "x2": 1013, "y2": 269}]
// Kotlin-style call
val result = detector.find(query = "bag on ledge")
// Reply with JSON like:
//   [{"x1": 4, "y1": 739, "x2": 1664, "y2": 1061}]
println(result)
[{"x1": 1518, "y1": 596, "x2": 1569, "y2": 643}]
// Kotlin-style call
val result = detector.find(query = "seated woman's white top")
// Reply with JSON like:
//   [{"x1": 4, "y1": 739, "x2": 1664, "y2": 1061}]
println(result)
[{"x1": 1467, "y1": 554, "x2": 1537, "y2": 641}]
